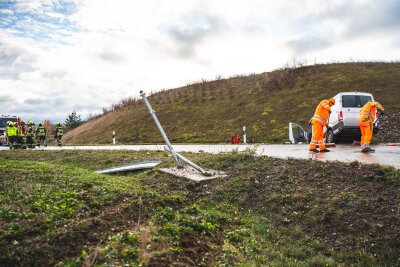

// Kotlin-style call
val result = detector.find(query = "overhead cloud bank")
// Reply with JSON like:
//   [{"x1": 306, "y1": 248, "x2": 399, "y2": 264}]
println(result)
[{"x1": 0, "y1": 0, "x2": 399, "y2": 122}]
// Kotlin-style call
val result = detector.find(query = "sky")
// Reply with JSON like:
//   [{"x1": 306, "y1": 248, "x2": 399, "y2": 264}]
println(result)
[{"x1": 1, "y1": 0, "x2": 400, "y2": 123}]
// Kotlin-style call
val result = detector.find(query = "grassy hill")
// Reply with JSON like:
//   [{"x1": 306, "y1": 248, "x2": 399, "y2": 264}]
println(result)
[{"x1": 63, "y1": 62, "x2": 400, "y2": 144}]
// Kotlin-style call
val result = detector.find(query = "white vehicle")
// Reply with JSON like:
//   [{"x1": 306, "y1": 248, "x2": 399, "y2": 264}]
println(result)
[
  {"x1": 0, "y1": 115, "x2": 18, "y2": 145},
  {"x1": 326, "y1": 92, "x2": 378, "y2": 143},
  {"x1": 289, "y1": 92, "x2": 379, "y2": 144}
]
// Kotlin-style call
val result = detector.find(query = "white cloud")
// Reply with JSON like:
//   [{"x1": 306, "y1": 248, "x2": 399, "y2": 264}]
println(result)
[
  {"x1": 0, "y1": 0, "x2": 399, "y2": 122},
  {"x1": 0, "y1": 9, "x2": 14, "y2": 15}
]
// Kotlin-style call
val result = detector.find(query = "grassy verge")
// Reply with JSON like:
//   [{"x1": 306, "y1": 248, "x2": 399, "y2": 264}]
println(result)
[{"x1": 0, "y1": 150, "x2": 399, "y2": 266}]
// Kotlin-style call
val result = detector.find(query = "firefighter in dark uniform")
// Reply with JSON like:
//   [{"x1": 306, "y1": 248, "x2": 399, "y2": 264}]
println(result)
[
  {"x1": 26, "y1": 120, "x2": 36, "y2": 148},
  {"x1": 5, "y1": 121, "x2": 10, "y2": 146},
  {"x1": 54, "y1": 122, "x2": 63, "y2": 146},
  {"x1": 36, "y1": 122, "x2": 47, "y2": 147},
  {"x1": 18, "y1": 120, "x2": 27, "y2": 149}
]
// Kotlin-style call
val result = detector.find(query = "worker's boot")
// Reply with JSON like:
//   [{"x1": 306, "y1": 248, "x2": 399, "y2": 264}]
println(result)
[
  {"x1": 320, "y1": 149, "x2": 330, "y2": 153},
  {"x1": 361, "y1": 147, "x2": 374, "y2": 153}
]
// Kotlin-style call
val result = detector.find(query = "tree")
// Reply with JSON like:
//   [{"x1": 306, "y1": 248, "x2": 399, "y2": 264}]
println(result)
[
  {"x1": 43, "y1": 119, "x2": 53, "y2": 135},
  {"x1": 64, "y1": 110, "x2": 82, "y2": 129}
]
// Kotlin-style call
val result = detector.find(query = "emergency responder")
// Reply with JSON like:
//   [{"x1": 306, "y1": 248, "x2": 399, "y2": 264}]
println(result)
[
  {"x1": 6, "y1": 121, "x2": 17, "y2": 149},
  {"x1": 54, "y1": 122, "x2": 63, "y2": 146},
  {"x1": 5, "y1": 121, "x2": 11, "y2": 147},
  {"x1": 359, "y1": 101, "x2": 384, "y2": 153},
  {"x1": 36, "y1": 122, "x2": 47, "y2": 147},
  {"x1": 309, "y1": 98, "x2": 336, "y2": 153},
  {"x1": 26, "y1": 120, "x2": 36, "y2": 148},
  {"x1": 5, "y1": 121, "x2": 10, "y2": 145},
  {"x1": 18, "y1": 120, "x2": 27, "y2": 149},
  {"x1": 14, "y1": 121, "x2": 21, "y2": 149}
]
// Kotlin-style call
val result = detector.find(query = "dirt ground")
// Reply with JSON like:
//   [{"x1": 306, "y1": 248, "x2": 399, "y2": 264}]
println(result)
[
  {"x1": 378, "y1": 109, "x2": 400, "y2": 143},
  {"x1": 216, "y1": 157, "x2": 400, "y2": 261}
]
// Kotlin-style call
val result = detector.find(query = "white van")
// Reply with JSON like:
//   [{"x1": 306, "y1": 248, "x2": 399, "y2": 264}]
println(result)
[
  {"x1": 289, "y1": 92, "x2": 379, "y2": 144},
  {"x1": 326, "y1": 92, "x2": 378, "y2": 143}
]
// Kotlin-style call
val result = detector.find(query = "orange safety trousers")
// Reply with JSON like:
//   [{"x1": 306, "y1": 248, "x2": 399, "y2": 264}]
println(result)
[
  {"x1": 309, "y1": 121, "x2": 326, "y2": 150},
  {"x1": 360, "y1": 121, "x2": 373, "y2": 148}
]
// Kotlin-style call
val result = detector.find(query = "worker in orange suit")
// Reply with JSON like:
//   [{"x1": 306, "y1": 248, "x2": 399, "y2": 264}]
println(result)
[
  {"x1": 359, "y1": 101, "x2": 384, "y2": 153},
  {"x1": 309, "y1": 98, "x2": 335, "y2": 153}
]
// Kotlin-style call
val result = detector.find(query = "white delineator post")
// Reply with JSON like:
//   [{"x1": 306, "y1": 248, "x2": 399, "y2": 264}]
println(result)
[
  {"x1": 112, "y1": 131, "x2": 116, "y2": 145},
  {"x1": 243, "y1": 126, "x2": 247, "y2": 144}
]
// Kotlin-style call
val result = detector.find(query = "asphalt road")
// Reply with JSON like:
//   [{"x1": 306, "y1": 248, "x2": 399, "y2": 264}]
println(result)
[{"x1": 1, "y1": 143, "x2": 399, "y2": 168}]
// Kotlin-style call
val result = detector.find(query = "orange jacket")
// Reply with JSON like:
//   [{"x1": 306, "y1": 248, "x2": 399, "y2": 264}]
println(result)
[
  {"x1": 359, "y1": 101, "x2": 384, "y2": 123},
  {"x1": 19, "y1": 125, "x2": 26, "y2": 136},
  {"x1": 311, "y1": 100, "x2": 331, "y2": 126}
]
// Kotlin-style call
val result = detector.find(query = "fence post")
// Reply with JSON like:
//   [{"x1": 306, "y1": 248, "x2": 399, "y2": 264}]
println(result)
[{"x1": 243, "y1": 126, "x2": 246, "y2": 144}]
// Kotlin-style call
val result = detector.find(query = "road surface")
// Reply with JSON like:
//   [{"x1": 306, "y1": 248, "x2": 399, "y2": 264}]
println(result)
[{"x1": 0, "y1": 144, "x2": 399, "y2": 168}]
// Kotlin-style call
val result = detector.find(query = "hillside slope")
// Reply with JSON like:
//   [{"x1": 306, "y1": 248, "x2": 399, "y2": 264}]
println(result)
[{"x1": 64, "y1": 62, "x2": 400, "y2": 144}]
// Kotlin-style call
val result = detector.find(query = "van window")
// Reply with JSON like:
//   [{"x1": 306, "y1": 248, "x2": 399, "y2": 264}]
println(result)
[
  {"x1": 342, "y1": 95, "x2": 372, "y2": 108},
  {"x1": 359, "y1": 95, "x2": 372, "y2": 106},
  {"x1": 0, "y1": 119, "x2": 8, "y2": 127},
  {"x1": 342, "y1": 95, "x2": 357, "y2": 107},
  {"x1": 0, "y1": 118, "x2": 17, "y2": 127},
  {"x1": 289, "y1": 122, "x2": 307, "y2": 143},
  {"x1": 292, "y1": 124, "x2": 303, "y2": 139}
]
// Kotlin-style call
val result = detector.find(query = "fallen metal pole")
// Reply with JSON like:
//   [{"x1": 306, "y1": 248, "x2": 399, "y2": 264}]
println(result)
[
  {"x1": 140, "y1": 90, "x2": 182, "y2": 168},
  {"x1": 164, "y1": 146, "x2": 212, "y2": 176}
]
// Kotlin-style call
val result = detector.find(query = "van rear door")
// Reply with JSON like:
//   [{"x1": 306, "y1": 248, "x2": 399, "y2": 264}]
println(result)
[
  {"x1": 341, "y1": 95, "x2": 372, "y2": 127},
  {"x1": 288, "y1": 122, "x2": 307, "y2": 144}
]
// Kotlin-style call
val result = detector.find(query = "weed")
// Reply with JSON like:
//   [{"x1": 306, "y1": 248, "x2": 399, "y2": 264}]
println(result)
[{"x1": 154, "y1": 207, "x2": 175, "y2": 224}]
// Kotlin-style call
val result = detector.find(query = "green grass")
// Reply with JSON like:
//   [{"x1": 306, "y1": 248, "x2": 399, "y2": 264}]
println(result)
[
  {"x1": 0, "y1": 150, "x2": 399, "y2": 266},
  {"x1": 63, "y1": 62, "x2": 400, "y2": 144}
]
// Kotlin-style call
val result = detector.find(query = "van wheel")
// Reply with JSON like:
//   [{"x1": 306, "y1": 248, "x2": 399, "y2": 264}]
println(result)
[{"x1": 326, "y1": 129, "x2": 335, "y2": 143}]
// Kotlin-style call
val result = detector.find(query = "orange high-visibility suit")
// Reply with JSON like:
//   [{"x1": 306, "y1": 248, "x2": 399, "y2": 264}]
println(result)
[
  {"x1": 359, "y1": 101, "x2": 384, "y2": 149},
  {"x1": 309, "y1": 98, "x2": 335, "y2": 151}
]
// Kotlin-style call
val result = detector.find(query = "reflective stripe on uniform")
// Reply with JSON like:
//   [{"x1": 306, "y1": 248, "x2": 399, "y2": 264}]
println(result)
[
  {"x1": 37, "y1": 127, "x2": 46, "y2": 136},
  {"x1": 312, "y1": 114, "x2": 326, "y2": 124}
]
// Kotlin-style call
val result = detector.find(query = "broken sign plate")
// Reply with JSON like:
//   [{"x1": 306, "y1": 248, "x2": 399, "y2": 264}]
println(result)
[
  {"x1": 159, "y1": 166, "x2": 226, "y2": 182},
  {"x1": 96, "y1": 160, "x2": 162, "y2": 174}
]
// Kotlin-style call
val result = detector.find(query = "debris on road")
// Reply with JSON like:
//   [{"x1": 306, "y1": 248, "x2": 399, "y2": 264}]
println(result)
[
  {"x1": 96, "y1": 160, "x2": 161, "y2": 174},
  {"x1": 159, "y1": 166, "x2": 226, "y2": 182},
  {"x1": 353, "y1": 141, "x2": 361, "y2": 146},
  {"x1": 317, "y1": 143, "x2": 336, "y2": 148}
]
